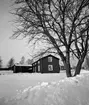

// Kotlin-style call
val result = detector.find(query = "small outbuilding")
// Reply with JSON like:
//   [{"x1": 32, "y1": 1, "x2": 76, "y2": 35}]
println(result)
[
  {"x1": 32, "y1": 55, "x2": 60, "y2": 73},
  {"x1": 12, "y1": 63, "x2": 33, "y2": 73}
]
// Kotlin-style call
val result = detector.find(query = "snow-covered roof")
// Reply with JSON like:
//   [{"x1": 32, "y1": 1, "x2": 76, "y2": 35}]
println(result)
[{"x1": 14, "y1": 63, "x2": 32, "y2": 66}]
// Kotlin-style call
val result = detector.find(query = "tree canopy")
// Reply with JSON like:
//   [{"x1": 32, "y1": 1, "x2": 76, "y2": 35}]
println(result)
[{"x1": 12, "y1": 0, "x2": 89, "y2": 77}]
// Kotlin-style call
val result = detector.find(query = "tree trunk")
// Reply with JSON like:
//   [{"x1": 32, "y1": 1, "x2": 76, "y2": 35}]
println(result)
[
  {"x1": 74, "y1": 61, "x2": 82, "y2": 76},
  {"x1": 74, "y1": 57, "x2": 84, "y2": 76},
  {"x1": 64, "y1": 62, "x2": 72, "y2": 77},
  {"x1": 64, "y1": 51, "x2": 72, "y2": 77}
]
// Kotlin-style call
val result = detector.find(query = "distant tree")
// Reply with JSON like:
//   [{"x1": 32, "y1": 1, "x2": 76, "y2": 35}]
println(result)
[
  {"x1": 12, "y1": 0, "x2": 89, "y2": 77},
  {"x1": 26, "y1": 59, "x2": 33, "y2": 65},
  {"x1": 7, "y1": 58, "x2": 15, "y2": 68},
  {"x1": 0, "y1": 56, "x2": 2, "y2": 68},
  {"x1": 19, "y1": 56, "x2": 25, "y2": 64}
]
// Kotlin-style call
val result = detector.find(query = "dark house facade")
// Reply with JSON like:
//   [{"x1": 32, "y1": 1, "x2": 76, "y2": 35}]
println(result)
[
  {"x1": 12, "y1": 64, "x2": 33, "y2": 73},
  {"x1": 32, "y1": 55, "x2": 60, "y2": 73}
]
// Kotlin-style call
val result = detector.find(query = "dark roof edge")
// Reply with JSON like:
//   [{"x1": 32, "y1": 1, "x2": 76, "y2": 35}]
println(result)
[{"x1": 32, "y1": 54, "x2": 59, "y2": 64}]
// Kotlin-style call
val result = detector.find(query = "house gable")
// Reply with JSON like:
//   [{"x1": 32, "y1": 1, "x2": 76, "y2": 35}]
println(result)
[{"x1": 31, "y1": 54, "x2": 60, "y2": 73}]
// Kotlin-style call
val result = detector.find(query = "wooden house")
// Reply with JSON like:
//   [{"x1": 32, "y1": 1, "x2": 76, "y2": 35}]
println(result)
[
  {"x1": 32, "y1": 55, "x2": 60, "y2": 73},
  {"x1": 12, "y1": 64, "x2": 33, "y2": 73}
]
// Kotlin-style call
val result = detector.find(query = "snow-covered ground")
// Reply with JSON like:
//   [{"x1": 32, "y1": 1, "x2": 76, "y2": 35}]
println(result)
[
  {"x1": 0, "y1": 71, "x2": 66, "y2": 98},
  {"x1": 0, "y1": 70, "x2": 89, "y2": 105}
]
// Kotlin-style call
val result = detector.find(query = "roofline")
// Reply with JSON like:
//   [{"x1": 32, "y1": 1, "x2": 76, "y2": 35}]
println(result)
[
  {"x1": 32, "y1": 54, "x2": 59, "y2": 64},
  {"x1": 14, "y1": 64, "x2": 32, "y2": 67},
  {"x1": 43, "y1": 54, "x2": 59, "y2": 60}
]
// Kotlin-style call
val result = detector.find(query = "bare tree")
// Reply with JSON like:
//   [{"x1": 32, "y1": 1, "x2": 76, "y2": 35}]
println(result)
[
  {"x1": 12, "y1": 0, "x2": 89, "y2": 77},
  {"x1": 0, "y1": 56, "x2": 2, "y2": 68},
  {"x1": 26, "y1": 59, "x2": 33, "y2": 65},
  {"x1": 7, "y1": 58, "x2": 15, "y2": 68},
  {"x1": 19, "y1": 56, "x2": 25, "y2": 64}
]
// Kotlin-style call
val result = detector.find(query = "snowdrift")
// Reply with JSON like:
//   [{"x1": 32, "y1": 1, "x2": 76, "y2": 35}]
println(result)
[{"x1": 1, "y1": 71, "x2": 89, "y2": 105}]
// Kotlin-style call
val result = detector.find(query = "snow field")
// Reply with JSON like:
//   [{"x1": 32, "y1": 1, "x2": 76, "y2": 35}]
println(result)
[
  {"x1": 0, "y1": 70, "x2": 89, "y2": 105},
  {"x1": 0, "y1": 72, "x2": 66, "y2": 98},
  {"x1": 17, "y1": 73, "x2": 89, "y2": 105}
]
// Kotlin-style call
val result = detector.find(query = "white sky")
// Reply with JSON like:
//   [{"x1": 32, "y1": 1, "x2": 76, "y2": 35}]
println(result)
[
  {"x1": 0, "y1": 0, "x2": 78, "y2": 67},
  {"x1": 0, "y1": 0, "x2": 32, "y2": 66}
]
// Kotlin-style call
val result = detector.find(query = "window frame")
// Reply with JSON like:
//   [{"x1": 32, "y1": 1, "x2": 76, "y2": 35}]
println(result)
[
  {"x1": 38, "y1": 65, "x2": 40, "y2": 71},
  {"x1": 38, "y1": 61, "x2": 40, "y2": 64},
  {"x1": 48, "y1": 56, "x2": 52, "y2": 62},
  {"x1": 48, "y1": 65, "x2": 53, "y2": 71}
]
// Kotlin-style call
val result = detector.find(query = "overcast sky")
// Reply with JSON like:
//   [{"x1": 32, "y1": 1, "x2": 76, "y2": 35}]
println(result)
[
  {"x1": 0, "y1": 0, "x2": 78, "y2": 67},
  {"x1": 0, "y1": 0, "x2": 33, "y2": 66}
]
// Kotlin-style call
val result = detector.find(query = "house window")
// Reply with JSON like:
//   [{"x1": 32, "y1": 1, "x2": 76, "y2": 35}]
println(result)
[
  {"x1": 33, "y1": 67, "x2": 35, "y2": 72},
  {"x1": 38, "y1": 61, "x2": 40, "y2": 64},
  {"x1": 38, "y1": 65, "x2": 40, "y2": 71},
  {"x1": 48, "y1": 57, "x2": 52, "y2": 62},
  {"x1": 48, "y1": 65, "x2": 53, "y2": 71},
  {"x1": 35, "y1": 66, "x2": 36, "y2": 72}
]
